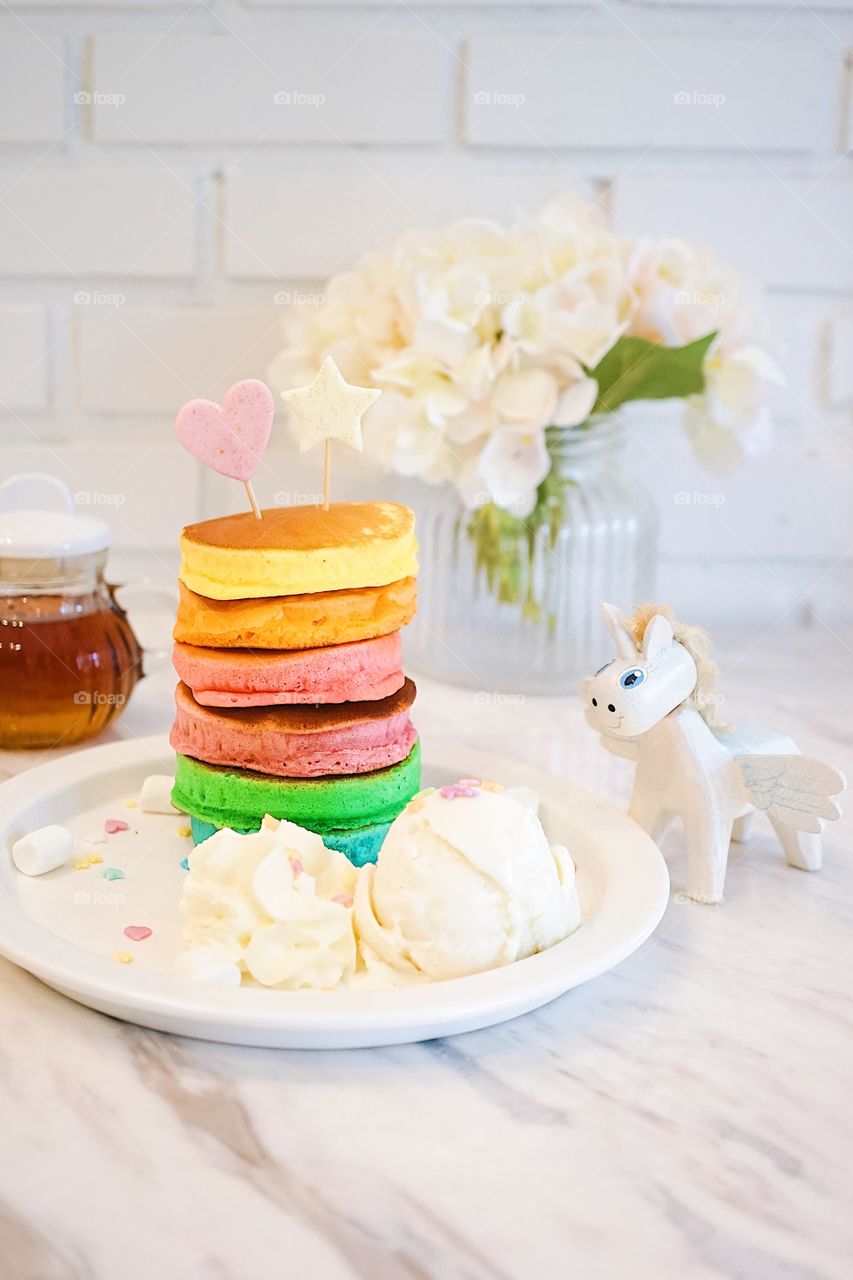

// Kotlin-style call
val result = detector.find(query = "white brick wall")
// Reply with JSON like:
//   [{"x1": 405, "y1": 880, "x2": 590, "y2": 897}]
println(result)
[
  {"x1": 466, "y1": 35, "x2": 833, "y2": 152},
  {"x1": 0, "y1": 41, "x2": 66, "y2": 144},
  {"x1": 613, "y1": 175, "x2": 853, "y2": 290},
  {"x1": 0, "y1": 0, "x2": 851, "y2": 630},
  {"x1": 76, "y1": 306, "x2": 284, "y2": 413},
  {"x1": 91, "y1": 33, "x2": 450, "y2": 146},
  {"x1": 0, "y1": 307, "x2": 50, "y2": 411},
  {"x1": 0, "y1": 170, "x2": 196, "y2": 278},
  {"x1": 223, "y1": 164, "x2": 592, "y2": 279},
  {"x1": 826, "y1": 314, "x2": 853, "y2": 408}
]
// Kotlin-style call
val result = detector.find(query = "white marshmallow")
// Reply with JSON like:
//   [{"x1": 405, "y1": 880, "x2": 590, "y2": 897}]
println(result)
[
  {"x1": 12, "y1": 824, "x2": 73, "y2": 876},
  {"x1": 174, "y1": 947, "x2": 241, "y2": 988},
  {"x1": 140, "y1": 774, "x2": 179, "y2": 814}
]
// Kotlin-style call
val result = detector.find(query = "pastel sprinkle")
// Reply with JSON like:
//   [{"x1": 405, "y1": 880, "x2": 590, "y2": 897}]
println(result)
[
  {"x1": 458, "y1": 778, "x2": 481, "y2": 787},
  {"x1": 124, "y1": 925, "x2": 152, "y2": 942},
  {"x1": 73, "y1": 853, "x2": 103, "y2": 870},
  {"x1": 480, "y1": 780, "x2": 505, "y2": 793},
  {"x1": 177, "y1": 825, "x2": 192, "y2": 838},
  {"x1": 180, "y1": 857, "x2": 189, "y2": 871},
  {"x1": 101, "y1": 867, "x2": 125, "y2": 881},
  {"x1": 124, "y1": 799, "x2": 138, "y2": 809},
  {"x1": 82, "y1": 833, "x2": 107, "y2": 846},
  {"x1": 290, "y1": 858, "x2": 304, "y2": 877},
  {"x1": 113, "y1": 951, "x2": 134, "y2": 965},
  {"x1": 438, "y1": 783, "x2": 479, "y2": 800},
  {"x1": 333, "y1": 894, "x2": 353, "y2": 908},
  {"x1": 104, "y1": 819, "x2": 129, "y2": 835}
]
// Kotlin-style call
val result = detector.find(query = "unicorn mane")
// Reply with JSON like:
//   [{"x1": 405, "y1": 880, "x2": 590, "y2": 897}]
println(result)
[{"x1": 624, "y1": 603, "x2": 723, "y2": 727}]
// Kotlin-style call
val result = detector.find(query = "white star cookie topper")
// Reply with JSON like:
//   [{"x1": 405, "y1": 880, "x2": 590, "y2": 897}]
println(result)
[
  {"x1": 282, "y1": 355, "x2": 381, "y2": 455},
  {"x1": 281, "y1": 356, "x2": 381, "y2": 510}
]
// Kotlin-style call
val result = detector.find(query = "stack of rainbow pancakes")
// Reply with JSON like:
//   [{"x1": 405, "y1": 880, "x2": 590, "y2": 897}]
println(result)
[{"x1": 170, "y1": 500, "x2": 421, "y2": 865}]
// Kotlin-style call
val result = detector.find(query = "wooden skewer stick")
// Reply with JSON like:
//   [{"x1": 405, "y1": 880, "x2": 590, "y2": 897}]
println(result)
[
  {"x1": 244, "y1": 480, "x2": 262, "y2": 520},
  {"x1": 322, "y1": 439, "x2": 332, "y2": 512}
]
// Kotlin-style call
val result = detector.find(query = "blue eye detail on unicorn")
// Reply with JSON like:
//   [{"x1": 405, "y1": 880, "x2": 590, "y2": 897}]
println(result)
[{"x1": 584, "y1": 602, "x2": 846, "y2": 904}]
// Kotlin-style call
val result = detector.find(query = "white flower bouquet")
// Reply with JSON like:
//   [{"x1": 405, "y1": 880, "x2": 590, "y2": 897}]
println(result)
[{"x1": 270, "y1": 194, "x2": 782, "y2": 618}]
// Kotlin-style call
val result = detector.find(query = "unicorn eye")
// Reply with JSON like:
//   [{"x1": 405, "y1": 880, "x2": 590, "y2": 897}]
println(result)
[{"x1": 620, "y1": 668, "x2": 645, "y2": 690}]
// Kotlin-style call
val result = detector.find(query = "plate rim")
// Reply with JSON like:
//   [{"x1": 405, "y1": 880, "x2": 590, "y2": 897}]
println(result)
[{"x1": 0, "y1": 734, "x2": 670, "y2": 1041}]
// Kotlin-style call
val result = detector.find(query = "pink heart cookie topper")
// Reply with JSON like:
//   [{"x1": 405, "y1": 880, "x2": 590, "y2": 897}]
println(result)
[{"x1": 175, "y1": 379, "x2": 274, "y2": 482}]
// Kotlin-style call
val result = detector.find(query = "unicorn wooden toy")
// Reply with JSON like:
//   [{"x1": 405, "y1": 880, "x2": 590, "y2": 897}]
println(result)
[{"x1": 584, "y1": 602, "x2": 845, "y2": 903}]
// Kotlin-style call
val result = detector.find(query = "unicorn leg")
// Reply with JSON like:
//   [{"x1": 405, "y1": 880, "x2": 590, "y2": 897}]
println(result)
[
  {"x1": 684, "y1": 811, "x2": 732, "y2": 904},
  {"x1": 628, "y1": 786, "x2": 668, "y2": 843},
  {"x1": 770, "y1": 819, "x2": 822, "y2": 872},
  {"x1": 731, "y1": 814, "x2": 753, "y2": 843}
]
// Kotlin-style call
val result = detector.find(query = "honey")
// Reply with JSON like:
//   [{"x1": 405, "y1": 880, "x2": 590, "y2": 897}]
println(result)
[{"x1": 0, "y1": 591, "x2": 143, "y2": 749}]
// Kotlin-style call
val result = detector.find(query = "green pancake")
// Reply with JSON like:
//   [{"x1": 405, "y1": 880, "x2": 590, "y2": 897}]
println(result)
[{"x1": 173, "y1": 739, "x2": 421, "y2": 835}]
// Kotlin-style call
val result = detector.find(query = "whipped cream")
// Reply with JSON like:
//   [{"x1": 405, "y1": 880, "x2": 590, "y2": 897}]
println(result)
[
  {"x1": 177, "y1": 815, "x2": 357, "y2": 990},
  {"x1": 175, "y1": 783, "x2": 582, "y2": 991}
]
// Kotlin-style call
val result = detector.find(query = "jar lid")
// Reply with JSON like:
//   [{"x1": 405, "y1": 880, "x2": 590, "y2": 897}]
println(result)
[{"x1": 0, "y1": 473, "x2": 110, "y2": 558}]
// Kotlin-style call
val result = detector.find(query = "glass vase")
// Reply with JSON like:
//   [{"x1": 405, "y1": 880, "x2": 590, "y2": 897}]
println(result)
[{"x1": 402, "y1": 419, "x2": 658, "y2": 694}]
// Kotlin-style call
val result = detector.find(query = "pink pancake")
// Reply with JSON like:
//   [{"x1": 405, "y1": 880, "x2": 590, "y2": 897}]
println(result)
[
  {"x1": 172, "y1": 633, "x2": 404, "y2": 707},
  {"x1": 170, "y1": 680, "x2": 417, "y2": 778}
]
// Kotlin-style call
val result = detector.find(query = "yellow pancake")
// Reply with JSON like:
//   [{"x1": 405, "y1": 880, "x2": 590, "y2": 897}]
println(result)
[{"x1": 179, "y1": 501, "x2": 417, "y2": 601}]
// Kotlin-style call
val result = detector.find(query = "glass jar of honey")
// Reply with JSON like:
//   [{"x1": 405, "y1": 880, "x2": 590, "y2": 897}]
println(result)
[{"x1": 0, "y1": 473, "x2": 146, "y2": 749}]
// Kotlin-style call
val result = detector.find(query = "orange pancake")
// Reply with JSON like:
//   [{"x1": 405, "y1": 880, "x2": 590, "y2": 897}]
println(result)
[{"x1": 173, "y1": 577, "x2": 417, "y2": 650}]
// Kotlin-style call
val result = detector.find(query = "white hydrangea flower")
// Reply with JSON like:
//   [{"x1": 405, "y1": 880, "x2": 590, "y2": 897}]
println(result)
[
  {"x1": 270, "y1": 195, "x2": 780, "y2": 515},
  {"x1": 477, "y1": 428, "x2": 551, "y2": 518},
  {"x1": 683, "y1": 344, "x2": 784, "y2": 473}
]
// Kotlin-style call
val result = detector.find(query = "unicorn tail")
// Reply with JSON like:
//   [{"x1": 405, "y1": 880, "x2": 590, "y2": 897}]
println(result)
[{"x1": 736, "y1": 754, "x2": 846, "y2": 834}]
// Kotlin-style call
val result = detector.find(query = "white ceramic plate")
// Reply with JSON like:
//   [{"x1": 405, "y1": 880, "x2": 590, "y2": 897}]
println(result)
[{"x1": 0, "y1": 735, "x2": 668, "y2": 1049}]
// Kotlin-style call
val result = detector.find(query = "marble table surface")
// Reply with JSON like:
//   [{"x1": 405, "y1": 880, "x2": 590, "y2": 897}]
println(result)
[{"x1": 0, "y1": 624, "x2": 851, "y2": 1280}]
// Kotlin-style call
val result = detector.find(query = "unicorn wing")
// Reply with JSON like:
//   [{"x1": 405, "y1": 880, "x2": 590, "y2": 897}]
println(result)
[{"x1": 737, "y1": 755, "x2": 846, "y2": 833}]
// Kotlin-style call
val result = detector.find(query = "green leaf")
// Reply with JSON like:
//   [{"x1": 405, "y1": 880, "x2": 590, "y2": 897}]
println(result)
[
  {"x1": 590, "y1": 331, "x2": 716, "y2": 415},
  {"x1": 466, "y1": 336, "x2": 716, "y2": 621}
]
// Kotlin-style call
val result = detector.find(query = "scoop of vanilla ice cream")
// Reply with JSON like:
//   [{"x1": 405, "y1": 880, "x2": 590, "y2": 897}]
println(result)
[
  {"x1": 178, "y1": 815, "x2": 358, "y2": 989},
  {"x1": 353, "y1": 782, "x2": 581, "y2": 981}
]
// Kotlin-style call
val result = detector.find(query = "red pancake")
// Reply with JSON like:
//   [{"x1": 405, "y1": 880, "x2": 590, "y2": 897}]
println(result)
[
  {"x1": 169, "y1": 679, "x2": 418, "y2": 778},
  {"x1": 172, "y1": 633, "x2": 404, "y2": 707}
]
